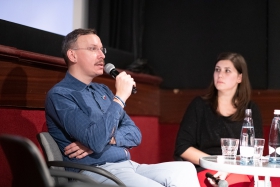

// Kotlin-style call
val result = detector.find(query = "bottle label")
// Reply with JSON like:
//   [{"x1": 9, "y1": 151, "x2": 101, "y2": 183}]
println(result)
[
  {"x1": 277, "y1": 147, "x2": 280, "y2": 155},
  {"x1": 269, "y1": 146, "x2": 274, "y2": 154},
  {"x1": 240, "y1": 146, "x2": 254, "y2": 157},
  {"x1": 269, "y1": 146, "x2": 280, "y2": 155}
]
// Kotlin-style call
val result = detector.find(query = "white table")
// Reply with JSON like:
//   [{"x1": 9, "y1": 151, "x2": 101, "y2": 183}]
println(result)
[{"x1": 200, "y1": 155, "x2": 280, "y2": 187}]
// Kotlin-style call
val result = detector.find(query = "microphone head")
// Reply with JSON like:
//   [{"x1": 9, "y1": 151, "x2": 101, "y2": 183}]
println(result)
[
  {"x1": 218, "y1": 180, "x2": 228, "y2": 187},
  {"x1": 104, "y1": 63, "x2": 115, "y2": 74}
]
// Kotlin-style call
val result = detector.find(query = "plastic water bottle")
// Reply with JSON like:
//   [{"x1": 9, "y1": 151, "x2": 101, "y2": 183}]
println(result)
[
  {"x1": 240, "y1": 109, "x2": 255, "y2": 164},
  {"x1": 269, "y1": 109, "x2": 280, "y2": 163}
]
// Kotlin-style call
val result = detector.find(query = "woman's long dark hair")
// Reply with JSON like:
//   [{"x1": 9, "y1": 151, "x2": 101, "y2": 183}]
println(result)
[{"x1": 202, "y1": 52, "x2": 251, "y2": 121}]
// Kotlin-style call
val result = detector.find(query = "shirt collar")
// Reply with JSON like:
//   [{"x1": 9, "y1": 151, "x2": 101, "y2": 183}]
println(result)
[{"x1": 65, "y1": 71, "x2": 90, "y2": 91}]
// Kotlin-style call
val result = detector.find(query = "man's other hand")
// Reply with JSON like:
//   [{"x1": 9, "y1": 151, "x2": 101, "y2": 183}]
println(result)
[{"x1": 64, "y1": 141, "x2": 93, "y2": 159}]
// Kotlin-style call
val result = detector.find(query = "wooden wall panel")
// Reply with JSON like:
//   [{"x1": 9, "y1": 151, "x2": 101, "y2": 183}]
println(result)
[
  {"x1": 1, "y1": 45, "x2": 279, "y2": 124},
  {"x1": 0, "y1": 60, "x2": 65, "y2": 108},
  {"x1": 251, "y1": 90, "x2": 280, "y2": 126},
  {"x1": 159, "y1": 89, "x2": 280, "y2": 126},
  {"x1": 0, "y1": 45, "x2": 162, "y2": 116},
  {"x1": 159, "y1": 89, "x2": 206, "y2": 124}
]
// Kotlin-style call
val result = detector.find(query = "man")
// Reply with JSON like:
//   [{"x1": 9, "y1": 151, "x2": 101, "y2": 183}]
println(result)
[{"x1": 45, "y1": 28, "x2": 199, "y2": 187}]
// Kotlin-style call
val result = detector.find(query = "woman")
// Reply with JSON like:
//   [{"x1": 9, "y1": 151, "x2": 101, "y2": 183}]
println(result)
[{"x1": 174, "y1": 52, "x2": 263, "y2": 187}]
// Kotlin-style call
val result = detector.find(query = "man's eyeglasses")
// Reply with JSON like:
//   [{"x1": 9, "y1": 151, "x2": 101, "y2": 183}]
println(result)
[{"x1": 72, "y1": 47, "x2": 107, "y2": 54}]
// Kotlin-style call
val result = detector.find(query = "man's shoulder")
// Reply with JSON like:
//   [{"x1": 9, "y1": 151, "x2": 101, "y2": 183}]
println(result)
[
  {"x1": 49, "y1": 79, "x2": 71, "y2": 92},
  {"x1": 46, "y1": 79, "x2": 76, "y2": 98}
]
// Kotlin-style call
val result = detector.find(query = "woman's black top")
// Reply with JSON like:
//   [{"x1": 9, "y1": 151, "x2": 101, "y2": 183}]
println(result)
[{"x1": 174, "y1": 96, "x2": 263, "y2": 171}]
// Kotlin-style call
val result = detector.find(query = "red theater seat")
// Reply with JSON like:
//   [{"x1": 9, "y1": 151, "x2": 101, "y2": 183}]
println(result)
[{"x1": 0, "y1": 107, "x2": 279, "y2": 187}]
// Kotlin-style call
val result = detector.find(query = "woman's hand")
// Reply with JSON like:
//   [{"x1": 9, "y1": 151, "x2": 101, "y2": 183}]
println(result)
[
  {"x1": 64, "y1": 141, "x2": 93, "y2": 159},
  {"x1": 207, "y1": 171, "x2": 229, "y2": 187}
]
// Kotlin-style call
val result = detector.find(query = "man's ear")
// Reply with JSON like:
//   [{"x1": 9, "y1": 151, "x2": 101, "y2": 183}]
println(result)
[{"x1": 67, "y1": 49, "x2": 77, "y2": 63}]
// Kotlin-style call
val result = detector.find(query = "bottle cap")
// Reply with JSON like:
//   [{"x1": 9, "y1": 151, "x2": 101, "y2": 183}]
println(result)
[
  {"x1": 245, "y1": 109, "x2": 252, "y2": 116},
  {"x1": 274, "y1": 110, "x2": 280, "y2": 115}
]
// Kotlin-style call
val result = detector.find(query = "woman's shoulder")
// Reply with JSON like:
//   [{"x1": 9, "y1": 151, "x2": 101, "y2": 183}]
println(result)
[
  {"x1": 192, "y1": 96, "x2": 207, "y2": 103},
  {"x1": 189, "y1": 96, "x2": 209, "y2": 108},
  {"x1": 248, "y1": 100, "x2": 259, "y2": 109}
]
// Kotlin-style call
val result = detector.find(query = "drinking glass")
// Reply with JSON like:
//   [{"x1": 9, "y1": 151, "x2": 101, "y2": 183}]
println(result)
[
  {"x1": 221, "y1": 138, "x2": 239, "y2": 160},
  {"x1": 253, "y1": 138, "x2": 265, "y2": 160}
]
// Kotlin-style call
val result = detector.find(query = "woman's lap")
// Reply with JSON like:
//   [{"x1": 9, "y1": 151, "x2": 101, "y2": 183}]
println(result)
[{"x1": 197, "y1": 169, "x2": 253, "y2": 187}]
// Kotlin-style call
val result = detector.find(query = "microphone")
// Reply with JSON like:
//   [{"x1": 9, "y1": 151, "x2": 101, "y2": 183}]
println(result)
[
  {"x1": 104, "y1": 63, "x2": 137, "y2": 94},
  {"x1": 205, "y1": 172, "x2": 228, "y2": 187}
]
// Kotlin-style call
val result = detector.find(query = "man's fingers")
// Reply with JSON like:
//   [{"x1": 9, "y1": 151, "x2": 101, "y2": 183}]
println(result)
[
  {"x1": 73, "y1": 150, "x2": 94, "y2": 159},
  {"x1": 64, "y1": 141, "x2": 93, "y2": 158},
  {"x1": 76, "y1": 151, "x2": 91, "y2": 159},
  {"x1": 68, "y1": 149, "x2": 84, "y2": 158},
  {"x1": 64, "y1": 146, "x2": 79, "y2": 155},
  {"x1": 64, "y1": 142, "x2": 78, "y2": 151},
  {"x1": 68, "y1": 149, "x2": 93, "y2": 159}
]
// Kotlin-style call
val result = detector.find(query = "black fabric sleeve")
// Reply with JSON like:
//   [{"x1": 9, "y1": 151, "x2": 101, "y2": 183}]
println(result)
[{"x1": 174, "y1": 96, "x2": 202, "y2": 157}]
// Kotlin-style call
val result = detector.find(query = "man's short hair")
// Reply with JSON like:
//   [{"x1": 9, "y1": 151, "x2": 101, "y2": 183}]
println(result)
[{"x1": 61, "y1": 28, "x2": 97, "y2": 66}]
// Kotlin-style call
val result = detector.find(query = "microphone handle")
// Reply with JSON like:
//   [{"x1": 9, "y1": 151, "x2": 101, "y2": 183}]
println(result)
[
  {"x1": 205, "y1": 172, "x2": 219, "y2": 184},
  {"x1": 110, "y1": 69, "x2": 119, "y2": 78},
  {"x1": 132, "y1": 86, "x2": 137, "y2": 94},
  {"x1": 110, "y1": 69, "x2": 137, "y2": 94}
]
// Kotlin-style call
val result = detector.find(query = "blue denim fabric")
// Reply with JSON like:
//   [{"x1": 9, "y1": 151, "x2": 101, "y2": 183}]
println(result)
[{"x1": 45, "y1": 72, "x2": 142, "y2": 172}]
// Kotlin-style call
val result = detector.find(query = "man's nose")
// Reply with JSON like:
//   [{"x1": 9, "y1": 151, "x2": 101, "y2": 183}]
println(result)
[{"x1": 98, "y1": 49, "x2": 105, "y2": 58}]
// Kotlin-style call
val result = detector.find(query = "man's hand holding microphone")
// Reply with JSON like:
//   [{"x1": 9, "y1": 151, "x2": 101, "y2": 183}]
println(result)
[{"x1": 104, "y1": 63, "x2": 137, "y2": 108}]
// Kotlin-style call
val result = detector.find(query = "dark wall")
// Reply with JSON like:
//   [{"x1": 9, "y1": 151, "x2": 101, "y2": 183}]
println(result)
[
  {"x1": 143, "y1": 0, "x2": 268, "y2": 89},
  {"x1": 268, "y1": 1, "x2": 280, "y2": 89},
  {"x1": 0, "y1": 19, "x2": 134, "y2": 70},
  {"x1": 0, "y1": 19, "x2": 64, "y2": 58},
  {"x1": 1, "y1": 0, "x2": 280, "y2": 89}
]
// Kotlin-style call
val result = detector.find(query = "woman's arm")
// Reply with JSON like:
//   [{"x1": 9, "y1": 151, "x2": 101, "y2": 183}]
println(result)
[
  {"x1": 180, "y1": 146, "x2": 209, "y2": 165},
  {"x1": 175, "y1": 97, "x2": 203, "y2": 160}
]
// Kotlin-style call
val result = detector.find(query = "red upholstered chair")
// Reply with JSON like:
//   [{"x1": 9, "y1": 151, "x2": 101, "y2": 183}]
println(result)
[{"x1": 0, "y1": 108, "x2": 47, "y2": 187}]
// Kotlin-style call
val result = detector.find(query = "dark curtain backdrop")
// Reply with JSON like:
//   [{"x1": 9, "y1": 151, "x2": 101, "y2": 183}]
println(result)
[
  {"x1": 143, "y1": 0, "x2": 268, "y2": 89},
  {"x1": 268, "y1": 1, "x2": 280, "y2": 89},
  {"x1": 88, "y1": 0, "x2": 145, "y2": 59},
  {"x1": 87, "y1": 0, "x2": 272, "y2": 89},
  {"x1": 1, "y1": 1, "x2": 280, "y2": 89}
]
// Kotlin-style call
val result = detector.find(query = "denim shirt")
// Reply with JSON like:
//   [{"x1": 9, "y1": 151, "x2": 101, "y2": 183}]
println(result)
[{"x1": 45, "y1": 72, "x2": 142, "y2": 172}]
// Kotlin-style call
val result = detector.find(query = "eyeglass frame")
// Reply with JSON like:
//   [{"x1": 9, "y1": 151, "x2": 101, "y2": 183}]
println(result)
[{"x1": 71, "y1": 47, "x2": 107, "y2": 54}]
